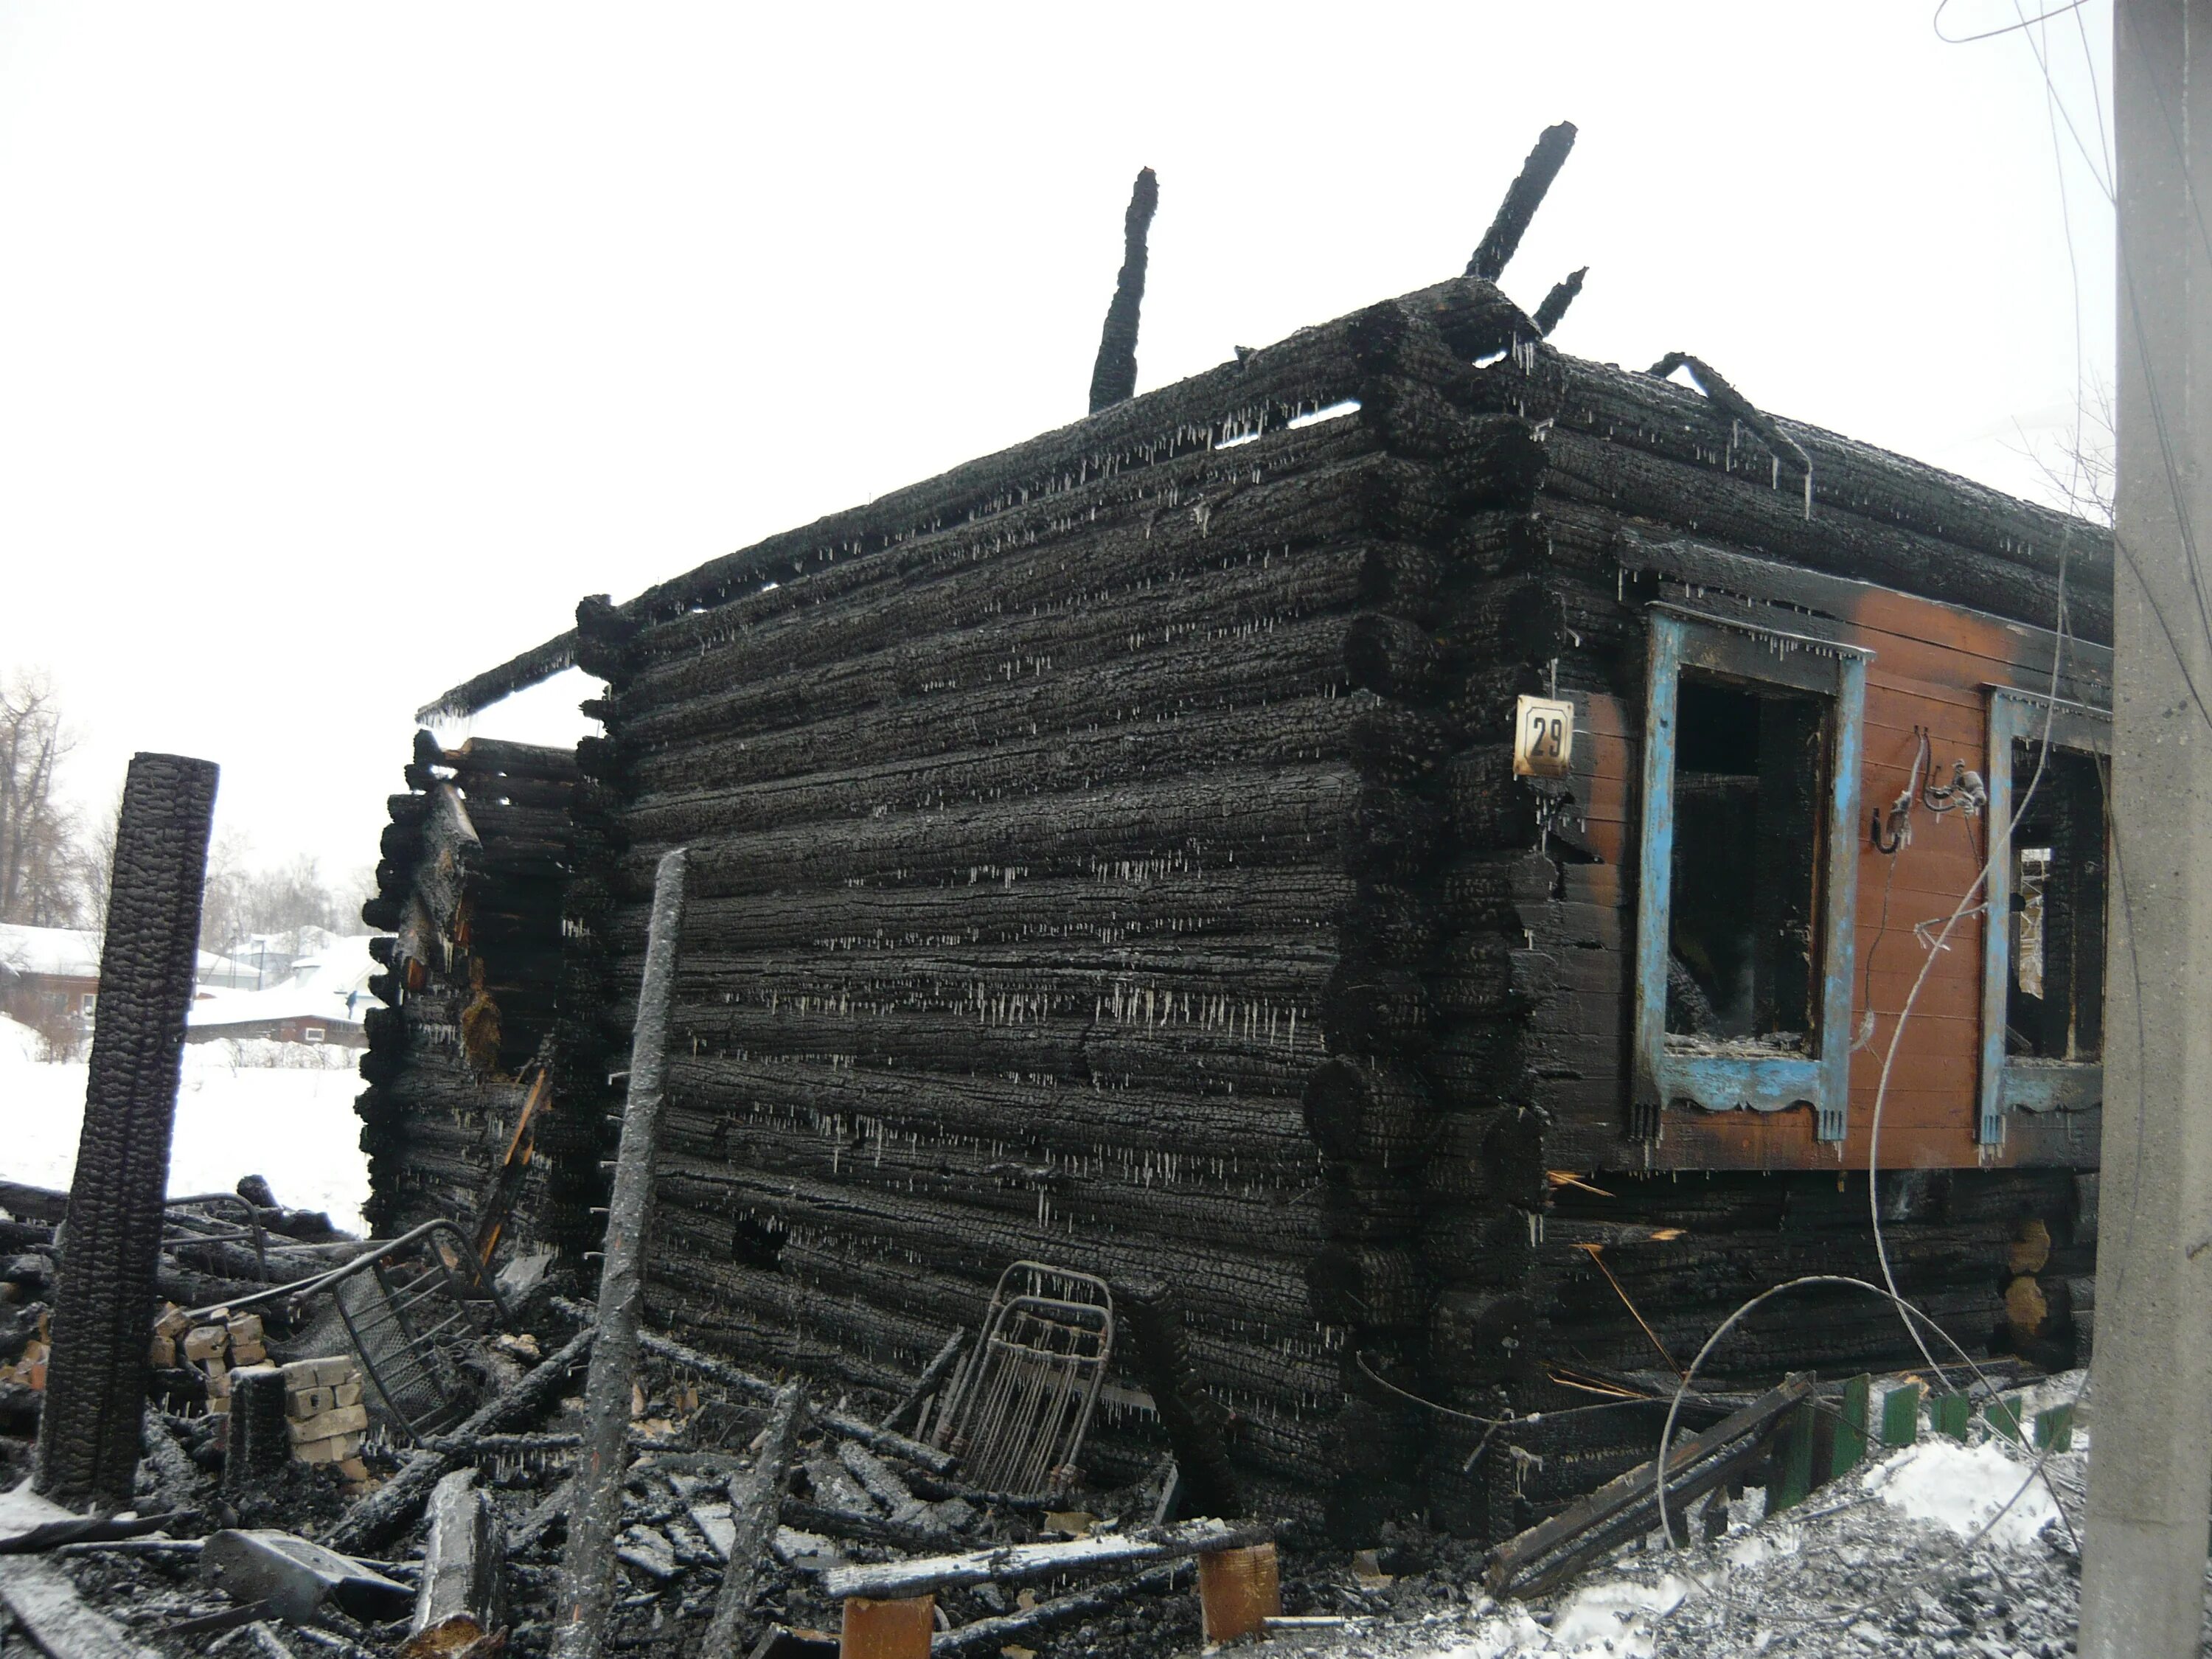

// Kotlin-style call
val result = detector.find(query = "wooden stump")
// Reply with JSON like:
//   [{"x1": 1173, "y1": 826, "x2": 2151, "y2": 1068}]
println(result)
[
  {"x1": 1197, "y1": 1543, "x2": 1281, "y2": 1644},
  {"x1": 838, "y1": 1594, "x2": 934, "y2": 1659}
]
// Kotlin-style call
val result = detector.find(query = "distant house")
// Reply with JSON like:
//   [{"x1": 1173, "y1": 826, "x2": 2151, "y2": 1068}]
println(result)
[
  {"x1": 186, "y1": 935, "x2": 377, "y2": 1048},
  {"x1": 0, "y1": 922, "x2": 283, "y2": 1036},
  {"x1": 218, "y1": 926, "x2": 346, "y2": 990},
  {"x1": 0, "y1": 923, "x2": 102, "y2": 1032}
]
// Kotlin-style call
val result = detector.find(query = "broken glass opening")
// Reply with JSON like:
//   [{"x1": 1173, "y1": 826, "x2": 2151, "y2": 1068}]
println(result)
[
  {"x1": 2006, "y1": 745, "x2": 2107, "y2": 1060},
  {"x1": 1665, "y1": 676, "x2": 1826, "y2": 1048}
]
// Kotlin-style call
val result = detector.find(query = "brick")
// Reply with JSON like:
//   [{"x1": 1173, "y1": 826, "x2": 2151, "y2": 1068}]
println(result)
[
  {"x1": 288, "y1": 1385, "x2": 333, "y2": 1420},
  {"x1": 205, "y1": 1363, "x2": 232, "y2": 1399},
  {"x1": 182, "y1": 1326, "x2": 229, "y2": 1363},
  {"x1": 331, "y1": 1380, "x2": 363, "y2": 1409},
  {"x1": 232, "y1": 1341, "x2": 267, "y2": 1366},
  {"x1": 288, "y1": 1403, "x2": 369, "y2": 1444},
  {"x1": 313, "y1": 1357, "x2": 358, "y2": 1386},
  {"x1": 148, "y1": 1335, "x2": 175, "y2": 1369},
  {"x1": 293, "y1": 1434, "x2": 347, "y2": 1465},
  {"x1": 336, "y1": 1456, "x2": 372, "y2": 1482},
  {"x1": 154, "y1": 1305, "x2": 191, "y2": 1340}
]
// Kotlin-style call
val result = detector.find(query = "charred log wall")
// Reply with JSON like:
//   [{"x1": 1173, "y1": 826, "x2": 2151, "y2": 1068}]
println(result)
[
  {"x1": 369, "y1": 276, "x2": 2107, "y2": 1538},
  {"x1": 566, "y1": 293, "x2": 1571, "y2": 1523},
  {"x1": 358, "y1": 735, "x2": 582, "y2": 1247}
]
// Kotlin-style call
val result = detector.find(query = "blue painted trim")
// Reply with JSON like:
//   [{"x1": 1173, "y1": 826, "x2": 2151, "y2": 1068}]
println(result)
[
  {"x1": 1820, "y1": 655, "x2": 1868, "y2": 1140},
  {"x1": 1632, "y1": 611, "x2": 1865, "y2": 1141},
  {"x1": 1632, "y1": 615, "x2": 1686, "y2": 1125},
  {"x1": 1977, "y1": 689, "x2": 2112, "y2": 1143}
]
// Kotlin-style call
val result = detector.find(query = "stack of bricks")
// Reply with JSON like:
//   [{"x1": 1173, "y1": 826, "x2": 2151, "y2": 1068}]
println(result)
[
  {"x1": 167, "y1": 1309, "x2": 271, "y2": 1417},
  {"x1": 283, "y1": 1355, "x2": 371, "y2": 1477}
]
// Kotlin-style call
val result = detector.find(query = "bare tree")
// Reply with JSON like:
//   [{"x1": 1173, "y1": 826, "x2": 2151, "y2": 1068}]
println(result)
[{"x1": 0, "y1": 670, "x2": 83, "y2": 927}]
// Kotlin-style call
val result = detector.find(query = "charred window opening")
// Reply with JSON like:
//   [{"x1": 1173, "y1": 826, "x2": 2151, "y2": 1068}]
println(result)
[
  {"x1": 1665, "y1": 677, "x2": 1826, "y2": 1047},
  {"x1": 2006, "y1": 745, "x2": 2107, "y2": 1062}
]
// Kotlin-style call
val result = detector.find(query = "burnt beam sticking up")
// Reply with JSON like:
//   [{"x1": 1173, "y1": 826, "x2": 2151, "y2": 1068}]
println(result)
[
  {"x1": 35, "y1": 751, "x2": 218, "y2": 1512},
  {"x1": 1647, "y1": 351, "x2": 1815, "y2": 512},
  {"x1": 1468, "y1": 122, "x2": 1577, "y2": 282},
  {"x1": 1533, "y1": 267, "x2": 1587, "y2": 336},
  {"x1": 1088, "y1": 167, "x2": 1160, "y2": 414}
]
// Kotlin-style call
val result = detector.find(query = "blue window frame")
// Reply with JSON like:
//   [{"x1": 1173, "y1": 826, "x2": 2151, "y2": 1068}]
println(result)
[
  {"x1": 1976, "y1": 689, "x2": 2110, "y2": 1144},
  {"x1": 1632, "y1": 607, "x2": 1868, "y2": 1141}
]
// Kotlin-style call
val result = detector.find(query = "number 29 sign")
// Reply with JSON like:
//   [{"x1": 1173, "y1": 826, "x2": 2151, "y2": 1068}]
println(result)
[{"x1": 1512, "y1": 694, "x2": 1575, "y2": 779}]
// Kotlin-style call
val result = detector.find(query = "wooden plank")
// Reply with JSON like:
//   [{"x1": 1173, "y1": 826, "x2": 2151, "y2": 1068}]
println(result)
[
  {"x1": 820, "y1": 1519, "x2": 1270, "y2": 1601},
  {"x1": 1482, "y1": 1374, "x2": 1814, "y2": 1599},
  {"x1": 1880, "y1": 1382, "x2": 1923, "y2": 1447},
  {"x1": 1830, "y1": 1375, "x2": 1871, "y2": 1478},
  {"x1": 1932, "y1": 1394, "x2": 1972, "y2": 1441},
  {"x1": 1767, "y1": 1399, "x2": 1818, "y2": 1512}
]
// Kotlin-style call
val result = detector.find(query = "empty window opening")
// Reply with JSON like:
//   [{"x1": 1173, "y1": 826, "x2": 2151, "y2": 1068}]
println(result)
[
  {"x1": 1665, "y1": 677, "x2": 1826, "y2": 1048},
  {"x1": 2006, "y1": 745, "x2": 2106, "y2": 1061}
]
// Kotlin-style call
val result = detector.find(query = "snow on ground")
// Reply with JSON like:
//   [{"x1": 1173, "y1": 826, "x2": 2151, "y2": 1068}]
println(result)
[
  {"x1": 0, "y1": 1013, "x2": 368, "y2": 1233},
  {"x1": 1296, "y1": 1397, "x2": 2096, "y2": 1659}
]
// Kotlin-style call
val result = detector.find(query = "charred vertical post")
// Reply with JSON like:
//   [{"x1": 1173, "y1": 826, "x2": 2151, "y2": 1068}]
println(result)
[
  {"x1": 223, "y1": 1368, "x2": 292, "y2": 1500},
  {"x1": 35, "y1": 753, "x2": 217, "y2": 1511},
  {"x1": 1119, "y1": 1280, "x2": 1242, "y2": 1520},
  {"x1": 704, "y1": 1381, "x2": 809, "y2": 1657},
  {"x1": 1086, "y1": 167, "x2": 1159, "y2": 414},
  {"x1": 552, "y1": 846, "x2": 689, "y2": 1658},
  {"x1": 1467, "y1": 122, "x2": 1576, "y2": 282}
]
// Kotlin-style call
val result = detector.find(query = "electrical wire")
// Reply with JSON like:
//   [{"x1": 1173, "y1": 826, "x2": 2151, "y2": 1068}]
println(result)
[{"x1": 1933, "y1": 0, "x2": 2089, "y2": 45}]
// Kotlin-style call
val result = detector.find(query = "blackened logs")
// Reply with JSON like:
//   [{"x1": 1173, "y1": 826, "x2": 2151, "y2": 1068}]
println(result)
[
  {"x1": 1468, "y1": 122, "x2": 1578, "y2": 282},
  {"x1": 1302, "y1": 1059, "x2": 1438, "y2": 1164},
  {"x1": 1088, "y1": 167, "x2": 1159, "y2": 415},
  {"x1": 544, "y1": 1301, "x2": 956, "y2": 1474},
  {"x1": 326, "y1": 1327, "x2": 594, "y2": 1554},
  {"x1": 880, "y1": 1329, "x2": 965, "y2": 1434},
  {"x1": 703, "y1": 1382, "x2": 806, "y2": 1658},
  {"x1": 36, "y1": 752, "x2": 217, "y2": 1512},
  {"x1": 553, "y1": 848, "x2": 688, "y2": 1659}
]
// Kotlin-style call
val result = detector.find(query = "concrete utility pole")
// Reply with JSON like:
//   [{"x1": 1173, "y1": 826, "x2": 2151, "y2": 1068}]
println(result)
[{"x1": 2079, "y1": 4, "x2": 2212, "y2": 1654}]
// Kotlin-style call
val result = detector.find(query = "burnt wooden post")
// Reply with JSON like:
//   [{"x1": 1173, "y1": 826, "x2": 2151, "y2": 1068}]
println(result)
[
  {"x1": 552, "y1": 846, "x2": 689, "y2": 1658},
  {"x1": 223, "y1": 1367, "x2": 291, "y2": 1498},
  {"x1": 704, "y1": 1380, "x2": 808, "y2": 1657},
  {"x1": 1086, "y1": 167, "x2": 1158, "y2": 414},
  {"x1": 35, "y1": 752, "x2": 217, "y2": 1510}
]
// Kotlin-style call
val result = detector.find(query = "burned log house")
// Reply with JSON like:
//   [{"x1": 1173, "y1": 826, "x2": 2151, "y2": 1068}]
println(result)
[{"x1": 361, "y1": 167, "x2": 2109, "y2": 1548}]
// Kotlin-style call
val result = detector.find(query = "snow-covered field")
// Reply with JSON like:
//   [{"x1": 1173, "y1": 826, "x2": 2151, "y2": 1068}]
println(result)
[{"x1": 1, "y1": 1013, "x2": 369, "y2": 1233}]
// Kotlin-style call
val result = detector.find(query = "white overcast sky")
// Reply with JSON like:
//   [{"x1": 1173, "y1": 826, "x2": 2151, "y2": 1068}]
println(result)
[{"x1": 0, "y1": 2, "x2": 2115, "y2": 884}]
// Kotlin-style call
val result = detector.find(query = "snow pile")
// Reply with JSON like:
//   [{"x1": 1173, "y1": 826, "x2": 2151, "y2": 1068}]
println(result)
[
  {"x1": 0, "y1": 1012, "x2": 39, "y2": 1063},
  {"x1": 1865, "y1": 1436, "x2": 2059, "y2": 1551},
  {"x1": 0, "y1": 1019, "x2": 369, "y2": 1233}
]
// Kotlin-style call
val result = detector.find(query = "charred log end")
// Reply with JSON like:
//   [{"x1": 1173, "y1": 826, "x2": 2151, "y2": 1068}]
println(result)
[
  {"x1": 1467, "y1": 121, "x2": 1578, "y2": 283},
  {"x1": 1533, "y1": 267, "x2": 1588, "y2": 337}
]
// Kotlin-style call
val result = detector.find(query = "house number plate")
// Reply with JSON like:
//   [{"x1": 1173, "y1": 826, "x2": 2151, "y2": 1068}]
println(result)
[{"x1": 1512, "y1": 694, "x2": 1575, "y2": 779}]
